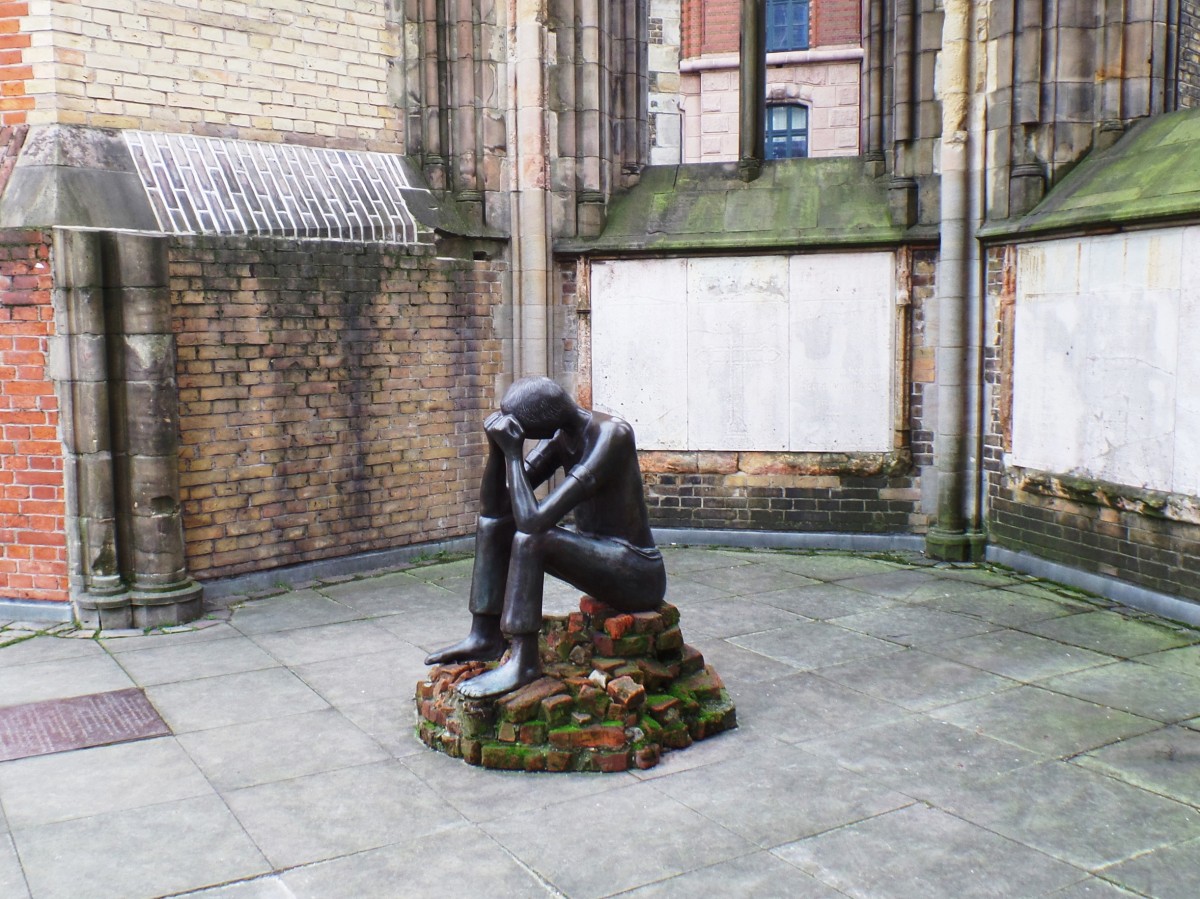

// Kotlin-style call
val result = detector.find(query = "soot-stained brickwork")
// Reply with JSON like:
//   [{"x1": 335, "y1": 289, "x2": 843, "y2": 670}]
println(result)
[
  {"x1": 985, "y1": 246, "x2": 1200, "y2": 604},
  {"x1": 170, "y1": 236, "x2": 505, "y2": 580},
  {"x1": 0, "y1": 229, "x2": 68, "y2": 604},
  {"x1": 1180, "y1": 0, "x2": 1200, "y2": 108}
]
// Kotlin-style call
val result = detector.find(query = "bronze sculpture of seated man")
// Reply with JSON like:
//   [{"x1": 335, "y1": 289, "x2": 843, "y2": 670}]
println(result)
[{"x1": 425, "y1": 377, "x2": 666, "y2": 698}]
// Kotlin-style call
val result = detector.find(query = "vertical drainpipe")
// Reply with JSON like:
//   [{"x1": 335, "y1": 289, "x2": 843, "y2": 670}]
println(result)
[
  {"x1": 926, "y1": 0, "x2": 985, "y2": 562},
  {"x1": 509, "y1": 0, "x2": 552, "y2": 378},
  {"x1": 738, "y1": 0, "x2": 765, "y2": 182}
]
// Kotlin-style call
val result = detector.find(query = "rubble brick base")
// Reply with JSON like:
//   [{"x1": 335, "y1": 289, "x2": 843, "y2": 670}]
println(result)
[{"x1": 415, "y1": 597, "x2": 737, "y2": 772}]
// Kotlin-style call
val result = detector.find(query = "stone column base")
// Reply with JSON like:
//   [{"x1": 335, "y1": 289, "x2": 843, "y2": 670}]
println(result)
[{"x1": 74, "y1": 580, "x2": 203, "y2": 630}]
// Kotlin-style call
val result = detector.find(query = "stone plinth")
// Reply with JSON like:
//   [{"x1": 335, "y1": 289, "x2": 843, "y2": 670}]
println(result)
[{"x1": 415, "y1": 598, "x2": 737, "y2": 772}]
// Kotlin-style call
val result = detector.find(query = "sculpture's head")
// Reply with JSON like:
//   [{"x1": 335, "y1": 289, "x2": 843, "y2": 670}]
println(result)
[{"x1": 501, "y1": 377, "x2": 578, "y2": 439}]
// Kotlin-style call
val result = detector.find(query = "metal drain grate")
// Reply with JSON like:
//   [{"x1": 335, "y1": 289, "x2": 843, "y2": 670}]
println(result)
[{"x1": 0, "y1": 688, "x2": 170, "y2": 762}]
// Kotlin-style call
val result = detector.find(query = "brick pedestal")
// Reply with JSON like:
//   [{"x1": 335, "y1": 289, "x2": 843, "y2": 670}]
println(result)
[{"x1": 415, "y1": 598, "x2": 737, "y2": 773}]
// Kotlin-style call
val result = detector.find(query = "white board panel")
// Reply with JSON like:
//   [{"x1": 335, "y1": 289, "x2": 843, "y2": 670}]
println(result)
[
  {"x1": 590, "y1": 258, "x2": 689, "y2": 449},
  {"x1": 789, "y1": 252, "x2": 895, "y2": 451},
  {"x1": 685, "y1": 256, "x2": 790, "y2": 450}
]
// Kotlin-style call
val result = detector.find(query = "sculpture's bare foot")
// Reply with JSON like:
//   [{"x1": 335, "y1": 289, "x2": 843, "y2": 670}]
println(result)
[
  {"x1": 424, "y1": 633, "x2": 506, "y2": 666},
  {"x1": 456, "y1": 654, "x2": 541, "y2": 698}
]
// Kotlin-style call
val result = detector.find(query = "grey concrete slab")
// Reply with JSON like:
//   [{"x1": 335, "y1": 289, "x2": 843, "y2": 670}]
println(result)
[
  {"x1": 373, "y1": 607, "x2": 481, "y2": 655},
  {"x1": 404, "y1": 557, "x2": 476, "y2": 582},
  {"x1": 338, "y1": 697, "x2": 426, "y2": 759},
  {"x1": 661, "y1": 547, "x2": 752, "y2": 574},
  {"x1": 318, "y1": 573, "x2": 461, "y2": 618},
  {"x1": 177, "y1": 708, "x2": 391, "y2": 791},
  {"x1": 146, "y1": 667, "x2": 329, "y2": 733},
  {"x1": 662, "y1": 577, "x2": 738, "y2": 604},
  {"x1": 0, "y1": 835, "x2": 29, "y2": 899},
  {"x1": 752, "y1": 581, "x2": 899, "y2": 620},
  {"x1": 481, "y1": 783, "x2": 757, "y2": 899},
  {"x1": 0, "y1": 654, "x2": 135, "y2": 707},
  {"x1": 620, "y1": 851, "x2": 844, "y2": 898},
  {"x1": 98, "y1": 621, "x2": 241, "y2": 654},
  {"x1": 1136, "y1": 644, "x2": 1200, "y2": 678},
  {"x1": 928, "y1": 567, "x2": 1027, "y2": 587},
  {"x1": 1047, "y1": 880, "x2": 1141, "y2": 898},
  {"x1": 773, "y1": 804, "x2": 1084, "y2": 898},
  {"x1": 293, "y1": 646, "x2": 428, "y2": 708},
  {"x1": 403, "y1": 745, "x2": 636, "y2": 824},
  {"x1": 222, "y1": 760, "x2": 465, "y2": 869},
  {"x1": 176, "y1": 879, "x2": 295, "y2": 898},
  {"x1": 650, "y1": 740, "x2": 912, "y2": 848},
  {"x1": 113, "y1": 635, "x2": 280, "y2": 686},
  {"x1": 940, "y1": 761, "x2": 1200, "y2": 869},
  {"x1": 760, "y1": 553, "x2": 907, "y2": 580},
  {"x1": 920, "y1": 587, "x2": 1092, "y2": 627},
  {"x1": 1075, "y1": 726, "x2": 1200, "y2": 807},
  {"x1": 1099, "y1": 837, "x2": 1200, "y2": 899},
  {"x1": 248, "y1": 618, "x2": 409, "y2": 667},
  {"x1": 0, "y1": 737, "x2": 213, "y2": 828},
  {"x1": 230, "y1": 590, "x2": 363, "y2": 635},
  {"x1": 0, "y1": 634, "x2": 108, "y2": 668},
  {"x1": 278, "y1": 824, "x2": 555, "y2": 898},
  {"x1": 687, "y1": 636, "x2": 800, "y2": 685},
  {"x1": 799, "y1": 716, "x2": 1045, "y2": 800},
  {"x1": 12, "y1": 794, "x2": 269, "y2": 899},
  {"x1": 671, "y1": 562, "x2": 819, "y2": 596},
  {"x1": 927, "y1": 629, "x2": 1115, "y2": 683},
  {"x1": 1022, "y1": 611, "x2": 1198, "y2": 658},
  {"x1": 626, "y1": 727, "x2": 780, "y2": 782},
  {"x1": 730, "y1": 621, "x2": 903, "y2": 671},
  {"x1": 834, "y1": 568, "x2": 944, "y2": 599},
  {"x1": 930, "y1": 686, "x2": 1162, "y2": 757},
  {"x1": 832, "y1": 605, "x2": 999, "y2": 647},
  {"x1": 815, "y1": 648, "x2": 1017, "y2": 712},
  {"x1": 1039, "y1": 662, "x2": 1200, "y2": 724},
  {"x1": 673, "y1": 598, "x2": 807, "y2": 640},
  {"x1": 729, "y1": 672, "x2": 907, "y2": 744}
]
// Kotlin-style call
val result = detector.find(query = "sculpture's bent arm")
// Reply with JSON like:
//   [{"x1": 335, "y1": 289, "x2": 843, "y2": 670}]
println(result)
[{"x1": 504, "y1": 425, "x2": 618, "y2": 534}]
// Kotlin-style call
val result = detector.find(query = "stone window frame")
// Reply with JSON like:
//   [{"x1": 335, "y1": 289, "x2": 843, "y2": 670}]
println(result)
[
  {"x1": 765, "y1": 102, "x2": 810, "y2": 159},
  {"x1": 766, "y1": 0, "x2": 811, "y2": 53}
]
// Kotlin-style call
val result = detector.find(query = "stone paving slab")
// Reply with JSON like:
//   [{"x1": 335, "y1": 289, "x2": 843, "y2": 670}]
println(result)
[{"x1": 0, "y1": 548, "x2": 1198, "y2": 898}]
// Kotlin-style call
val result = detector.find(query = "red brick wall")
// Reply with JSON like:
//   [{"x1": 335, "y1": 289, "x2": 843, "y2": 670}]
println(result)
[
  {"x1": 0, "y1": 1, "x2": 32, "y2": 126},
  {"x1": 813, "y1": 0, "x2": 861, "y2": 46},
  {"x1": 171, "y1": 236, "x2": 506, "y2": 580},
  {"x1": 0, "y1": 229, "x2": 68, "y2": 604},
  {"x1": 683, "y1": 1, "x2": 858, "y2": 58}
]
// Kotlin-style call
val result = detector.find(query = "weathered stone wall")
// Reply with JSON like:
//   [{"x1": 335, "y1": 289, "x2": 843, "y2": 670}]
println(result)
[
  {"x1": 21, "y1": 0, "x2": 403, "y2": 149},
  {"x1": 170, "y1": 237, "x2": 506, "y2": 580},
  {"x1": 986, "y1": 240, "x2": 1200, "y2": 604},
  {"x1": 1180, "y1": 0, "x2": 1200, "y2": 109},
  {"x1": 0, "y1": 228, "x2": 68, "y2": 605}
]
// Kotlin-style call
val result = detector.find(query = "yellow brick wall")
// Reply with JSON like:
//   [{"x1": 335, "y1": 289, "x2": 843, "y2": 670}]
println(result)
[{"x1": 23, "y1": 0, "x2": 403, "y2": 149}]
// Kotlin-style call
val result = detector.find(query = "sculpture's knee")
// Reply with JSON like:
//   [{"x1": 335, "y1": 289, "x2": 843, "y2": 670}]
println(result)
[{"x1": 510, "y1": 529, "x2": 547, "y2": 558}]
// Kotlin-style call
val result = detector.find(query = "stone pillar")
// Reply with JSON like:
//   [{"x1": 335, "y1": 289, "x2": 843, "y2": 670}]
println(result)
[
  {"x1": 102, "y1": 234, "x2": 202, "y2": 627},
  {"x1": 54, "y1": 230, "x2": 129, "y2": 627}
]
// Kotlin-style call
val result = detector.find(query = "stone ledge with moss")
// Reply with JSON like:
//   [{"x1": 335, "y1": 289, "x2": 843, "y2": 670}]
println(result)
[{"x1": 414, "y1": 597, "x2": 737, "y2": 772}]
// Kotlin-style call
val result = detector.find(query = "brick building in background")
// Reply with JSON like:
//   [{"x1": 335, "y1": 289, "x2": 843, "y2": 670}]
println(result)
[
  {"x1": 678, "y1": 0, "x2": 862, "y2": 161},
  {"x1": 3, "y1": 1, "x2": 1200, "y2": 632}
]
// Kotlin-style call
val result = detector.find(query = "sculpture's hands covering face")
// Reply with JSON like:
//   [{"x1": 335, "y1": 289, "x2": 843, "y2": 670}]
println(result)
[{"x1": 486, "y1": 412, "x2": 526, "y2": 457}]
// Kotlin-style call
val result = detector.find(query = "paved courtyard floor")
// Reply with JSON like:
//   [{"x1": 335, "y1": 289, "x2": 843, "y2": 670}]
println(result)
[{"x1": 1, "y1": 546, "x2": 1199, "y2": 898}]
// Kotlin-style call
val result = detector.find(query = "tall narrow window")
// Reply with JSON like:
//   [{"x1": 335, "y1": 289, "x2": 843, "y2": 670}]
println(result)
[
  {"x1": 766, "y1": 0, "x2": 810, "y2": 53},
  {"x1": 765, "y1": 104, "x2": 809, "y2": 159}
]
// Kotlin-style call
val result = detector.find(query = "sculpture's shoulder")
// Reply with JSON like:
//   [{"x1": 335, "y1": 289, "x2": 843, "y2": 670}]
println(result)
[{"x1": 590, "y1": 410, "x2": 635, "y2": 441}]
